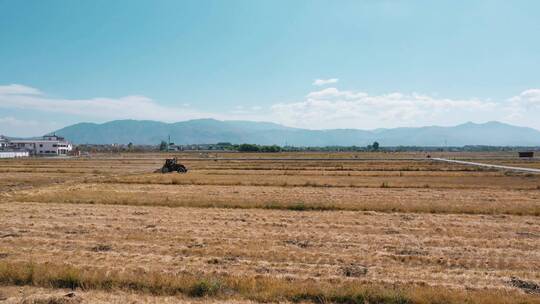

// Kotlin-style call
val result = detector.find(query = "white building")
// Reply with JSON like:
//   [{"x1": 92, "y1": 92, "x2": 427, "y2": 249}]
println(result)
[
  {"x1": 0, "y1": 135, "x2": 9, "y2": 149},
  {"x1": 9, "y1": 135, "x2": 73, "y2": 156},
  {"x1": 0, "y1": 135, "x2": 30, "y2": 158},
  {"x1": 0, "y1": 151, "x2": 29, "y2": 158}
]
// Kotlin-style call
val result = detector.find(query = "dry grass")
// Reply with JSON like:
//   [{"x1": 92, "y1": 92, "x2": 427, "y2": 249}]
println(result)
[
  {"x1": 1, "y1": 152, "x2": 540, "y2": 303},
  {"x1": 7, "y1": 183, "x2": 540, "y2": 215},
  {"x1": 0, "y1": 286, "x2": 251, "y2": 304},
  {"x1": 96, "y1": 170, "x2": 540, "y2": 189},
  {"x1": 1, "y1": 261, "x2": 539, "y2": 304},
  {"x1": 1, "y1": 202, "x2": 539, "y2": 291}
]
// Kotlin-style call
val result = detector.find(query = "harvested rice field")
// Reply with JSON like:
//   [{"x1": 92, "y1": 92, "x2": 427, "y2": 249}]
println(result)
[{"x1": 1, "y1": 152, "x2": 539, "y2": 303}]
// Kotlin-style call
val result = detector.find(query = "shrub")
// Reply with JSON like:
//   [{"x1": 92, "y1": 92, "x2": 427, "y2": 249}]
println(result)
[
  {"x1": 289, "y1": 202, "x2": 308, "y2": 211},
  {"x1": 90, "y1": 244, "x2": 112, "y2": 252},
  {"x1": 188, "y1": 280, "x2": 221, "y2": 297}
]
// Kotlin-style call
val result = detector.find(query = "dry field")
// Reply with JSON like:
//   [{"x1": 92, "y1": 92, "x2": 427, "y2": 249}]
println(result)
[{"x1": 1, "y1": 152, "x2": 539, "y2": 303}]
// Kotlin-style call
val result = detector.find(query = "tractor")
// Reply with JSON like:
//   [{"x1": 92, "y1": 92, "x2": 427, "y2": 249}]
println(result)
[{"x1": 160, "y1": 158, "x2": 188, "y2": 173}]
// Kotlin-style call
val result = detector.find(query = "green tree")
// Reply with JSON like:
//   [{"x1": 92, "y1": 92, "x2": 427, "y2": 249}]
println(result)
[
  {"x1": 238, "y1": 144, "x2": 260, "y2": 152},
  {"x1": 159, "y1": 140, "x2": 168, "y2": 151},
  {"x1": 260, "y1": 145, "x2": 282, "y2": 152},
  {"x1": 372, "y1": 141, "x2": 380, "y2": 151}
]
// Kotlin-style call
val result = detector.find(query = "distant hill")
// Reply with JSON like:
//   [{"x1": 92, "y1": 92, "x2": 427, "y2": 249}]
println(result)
[{"x1": 52, "y1": 119, "x2": 540, "y2": 146}]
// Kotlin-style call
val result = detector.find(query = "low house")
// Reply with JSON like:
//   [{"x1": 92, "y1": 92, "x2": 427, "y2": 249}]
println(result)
[
  {"x1": 0, "y1": 135, "x2": 30, "y2": 158},
  {"x1": 9, "y1": 134, "x2": 73, "y2": 156},
  {"x1": 0, "y1": 135, "x2": 9, "y2": 149},
  {"x1": 518, "y1": 151, "x2": 534, "y2": 158}
]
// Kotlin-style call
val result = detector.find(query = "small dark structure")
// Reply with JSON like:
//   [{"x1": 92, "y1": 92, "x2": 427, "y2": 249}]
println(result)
[
  {"x1": 160, "y1": 158, "x2": 188, "y2": 173},
  {"x1": 518, "y1": 151, "x2": 534, "y2": 158}
]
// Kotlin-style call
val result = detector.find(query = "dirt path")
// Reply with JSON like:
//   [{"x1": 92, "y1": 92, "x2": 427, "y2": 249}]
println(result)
[{"x1": 433, "y1": 158, "x2": 540, "y2": 173}]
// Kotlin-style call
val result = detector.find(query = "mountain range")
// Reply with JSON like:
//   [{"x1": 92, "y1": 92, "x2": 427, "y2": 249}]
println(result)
[{"x1": 51, "y1": 119, "x2": 540, "y2": 146}]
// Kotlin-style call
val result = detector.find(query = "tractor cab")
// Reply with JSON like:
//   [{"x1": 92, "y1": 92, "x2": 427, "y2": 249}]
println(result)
[{"x1": 160, "y1": 157, "x2": 188, "y2": 173}]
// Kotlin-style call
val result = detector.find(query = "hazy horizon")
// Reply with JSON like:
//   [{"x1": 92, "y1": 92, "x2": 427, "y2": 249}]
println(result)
[{"x1": 4, "y1": 118, "x2": 540, "y2": 139}]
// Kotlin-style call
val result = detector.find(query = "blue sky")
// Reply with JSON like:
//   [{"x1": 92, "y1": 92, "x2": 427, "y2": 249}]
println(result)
[{"x1": 1, "y1": 0, "x2": 540, "y2": 136}]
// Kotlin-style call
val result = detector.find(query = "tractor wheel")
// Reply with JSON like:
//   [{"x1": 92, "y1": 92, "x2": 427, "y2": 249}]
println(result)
[{"x1": 177, "y1": 167, "x2": 187, "y2": 173}]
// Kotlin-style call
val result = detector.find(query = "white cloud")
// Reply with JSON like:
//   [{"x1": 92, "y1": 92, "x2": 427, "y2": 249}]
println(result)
[
  {"x1": 0, "y1": 85, "x2": 211, "y2": 122},
  {"x1": 0, "y1": 84, "x2": 42, "y2": 95},
  {"x1": 0, "y1": 117, "x2": 60, "y2": 137},
  {"x1": 0, "y1": 84, "x2": 271, "y2": 136},
  {"x1": 508, "y1": 89, "x2": 540, "y2": 107},
  {"x1": 271, "y1": 87, "x2": 540, "y2": 130},
  {"x1": 1, "y1": 84, "x2": 540, "y2": 135},
  {"x1": 306, "y1": 87, "x2": 368, "y2": 99},
  {"x1": 0, "y1": 117, "x2": 35, "y2": 127},
  {"x1": 312, "y1": 78, "x2": 339, "y2": 86}
]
